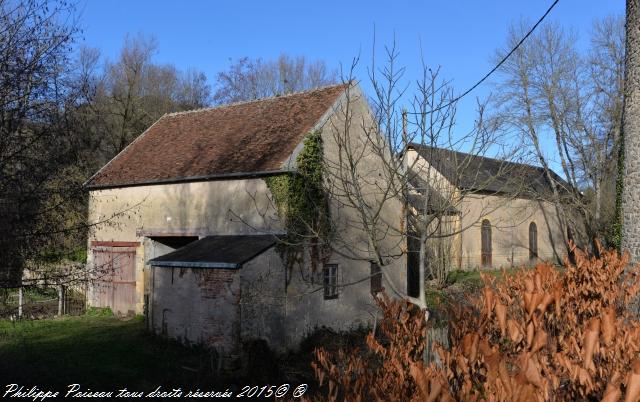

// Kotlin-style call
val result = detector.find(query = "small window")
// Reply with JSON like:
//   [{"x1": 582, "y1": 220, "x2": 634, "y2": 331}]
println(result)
[
  {"x1": 323, "y1": 264, "x2": 339, "y2": 300},
  {"x1": 370, "y1": 262, "x2": 382, "y2": 294}
]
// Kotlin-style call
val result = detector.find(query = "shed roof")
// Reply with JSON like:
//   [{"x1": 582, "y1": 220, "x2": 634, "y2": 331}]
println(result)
[
  {"x1": 148, "y1": 234, "x2": 278, "y2": 269},
  {"x1": 86, "y1": 84, "x2": 348, "y2": 189},
  {"x1": 408, "y1": 144, "x2": 571, "y2": 198}
]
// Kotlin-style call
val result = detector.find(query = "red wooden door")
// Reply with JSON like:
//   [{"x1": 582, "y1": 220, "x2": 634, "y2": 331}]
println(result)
[{"x1": 92, "y1": 247, "x2": 136, "y2": 315}]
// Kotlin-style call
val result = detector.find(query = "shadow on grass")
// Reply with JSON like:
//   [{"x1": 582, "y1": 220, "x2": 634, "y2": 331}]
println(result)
[{"x1": 0, "y1": 315, "x2": 225, "y2": 391}]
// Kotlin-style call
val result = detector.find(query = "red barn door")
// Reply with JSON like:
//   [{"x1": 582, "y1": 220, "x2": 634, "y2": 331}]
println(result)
[{"x1": 91, "y1": 244, "x2": 137, "y2": 315}]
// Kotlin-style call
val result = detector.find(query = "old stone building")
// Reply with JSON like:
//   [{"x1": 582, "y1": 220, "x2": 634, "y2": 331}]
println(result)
[
  {"x1": 84, "y1": 82, "x2": 578, "y2": 356},
  {"x1": 84, "y1": 83, "x2": 405, "y2": 355},
  {"x1": 405, "y1": 144, "x2": 575, "y2": 277}
]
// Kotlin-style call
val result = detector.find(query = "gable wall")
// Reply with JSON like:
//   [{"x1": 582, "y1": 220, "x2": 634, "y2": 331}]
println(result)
[
  {"x1": 281, "y1": 87, "x2": 408, "y2": 347},
  {"x1": 405, "y1": 148, "x2": 458, "y2": 200}
]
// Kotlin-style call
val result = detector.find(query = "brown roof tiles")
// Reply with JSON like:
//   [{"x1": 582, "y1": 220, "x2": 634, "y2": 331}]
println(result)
[{"x1": 86, "y1": 83, "x2": 347, "y2": 188}]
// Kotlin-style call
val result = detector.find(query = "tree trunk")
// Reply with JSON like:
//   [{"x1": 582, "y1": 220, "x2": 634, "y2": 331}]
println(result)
[{"x1": 622, "y1": 0, "x2": 640, "y2": 262}]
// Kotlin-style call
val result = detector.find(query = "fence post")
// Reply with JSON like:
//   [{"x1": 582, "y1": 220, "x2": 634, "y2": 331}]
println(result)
[
  {"x1": 18, "y1": 287, "x2": 23, "y2": 319},
  {"x1": 57, "y1": 285, "x2": 64, "y2": 316}
]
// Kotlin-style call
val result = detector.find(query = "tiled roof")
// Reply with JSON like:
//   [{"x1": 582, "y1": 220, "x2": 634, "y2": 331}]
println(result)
[
  {"x1": 86, "y1": 84, "x2": 348, "y2": 188},
  {"x1": 409, "y1": 144, "x2": 571, "y2": 198}
]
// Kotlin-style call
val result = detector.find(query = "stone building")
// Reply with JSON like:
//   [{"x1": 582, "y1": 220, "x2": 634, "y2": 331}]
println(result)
[
  {"x1": 405, "y1": 144, "x2": 576, "y2": 279},
  {"x1": 84, "y1": 82, "x2": 579, "y2": 355},
  {"x1": 84, "y1": 83, "x2": 405, "y2": 355}
]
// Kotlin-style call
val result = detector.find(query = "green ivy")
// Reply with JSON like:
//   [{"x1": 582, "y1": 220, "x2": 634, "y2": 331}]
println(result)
[{"x1": 265, "y1": 131, "x2": 331, "y2": 272}]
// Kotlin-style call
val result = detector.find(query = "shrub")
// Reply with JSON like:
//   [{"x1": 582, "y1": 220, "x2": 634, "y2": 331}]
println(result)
[
  {"x1": 84, "y1": 307, "x2": 114, "y2": 317},
  {"x1": 310, "y1": 244, "x2": 640, "y2": 401}
]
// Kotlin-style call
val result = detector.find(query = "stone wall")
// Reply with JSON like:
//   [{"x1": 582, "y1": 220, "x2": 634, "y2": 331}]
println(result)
[
  {"x1": 150, "y1": 266, "x2": 241, "y2": 355},
  {"x1": 239, "y1": 248, "x2": 287, "y2": 352},
  {"x1": 88, "y1": 84, "x2": 410, "y2": 352},
  {"x1": 458, "y1": 193, "x2": 567, "y2": 268},
  {"x1": 405, "y1": 148, "x2": 570, "y2": 270},
  {"x1": 622, "y1": 0, "x2": 640, "y2": 264}
]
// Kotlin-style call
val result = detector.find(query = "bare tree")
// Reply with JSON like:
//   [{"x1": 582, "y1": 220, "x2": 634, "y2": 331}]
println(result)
[
  {"x1": 622, "y1": 0, "x2": 640, "y2": 262},
  {"x1": 73, "y1": 34, "x2": 212, "y2": 165},
  {"x1": 0, "y1": 20, "x2": 213, "y2": 290},
  {"x1": 0, "y1": 0, "x2": 81, "y2": 287},
  {"x1": 212, "y1": 53, "x2": 337, "y2": 104},
  {"x1": 491, "y1": 17, "x2": 625, "y2": 249}
]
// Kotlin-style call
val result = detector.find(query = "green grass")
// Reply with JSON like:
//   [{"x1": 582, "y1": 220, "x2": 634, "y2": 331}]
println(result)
[
  {"x1": 0, "y1": 315, "x2": 224, "y2": 390},
  {"x1": 446, "y1": 266, "x2": 528, "y2": 288}
]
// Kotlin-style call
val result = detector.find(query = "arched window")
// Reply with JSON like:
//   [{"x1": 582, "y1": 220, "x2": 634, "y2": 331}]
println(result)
[
  {"x1": 567, "y1": 227, "x2": 576, "y2": 264},
  {"x1": 481, "y1": 219, "x2": 492, "y2": 268},
  {"x1": 529, "y1": 222, "x2": 538, "y2": 262}
]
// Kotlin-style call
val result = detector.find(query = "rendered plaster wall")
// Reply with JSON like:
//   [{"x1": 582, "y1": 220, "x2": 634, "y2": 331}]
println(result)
[
  {"x1": 88, "y1": 85, "x2": 410, "y2": 350},
  {"x1": 282, "y1": 254, "x2": 384, "y2": 349},
  {"x1": 86, "y1": 178, "x2": 281, "y2": 313},
  {"x1": 150, "y1": 248, "x2": 288, "y2": 355},
  {"x1": 150, "y1": 266, "x2": 241, "y2": 355},
  {"x1": 239, "y1": 248, "x2": 287, "y2": 353},
  {"x1": 458, "y1": 194, "x2": 567, "y2": 268},
  {"x1": 406, "y1": 148, "x2": 570, "y2": 270},
  {"x1": 280, "y1": 86, "x2": 408, "y2": 348}
]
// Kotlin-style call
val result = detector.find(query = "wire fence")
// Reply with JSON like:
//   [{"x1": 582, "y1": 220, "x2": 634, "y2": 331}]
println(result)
[{"x1": 0, "y1": 286, "x2": 85, "y2": 320}]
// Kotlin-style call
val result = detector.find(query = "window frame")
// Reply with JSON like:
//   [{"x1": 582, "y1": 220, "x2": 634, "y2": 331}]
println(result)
[
  {"x1": 370, "y1": 261, "x2": 383, "y2": 294},
  {"x1": 323, "y1": 263, "x2": 339, "y2": 300}
]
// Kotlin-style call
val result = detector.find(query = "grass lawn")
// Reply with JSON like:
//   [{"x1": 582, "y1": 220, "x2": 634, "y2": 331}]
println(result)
[
  {"x1": 447, "y1": 266, "x2": 527, "y2": 288},
  {"x1": 0, "y1": 267, "x2": 547, "y2": 394},
  {"x1": 0, "y1": 313, "x2": 227, "y2": 391}
]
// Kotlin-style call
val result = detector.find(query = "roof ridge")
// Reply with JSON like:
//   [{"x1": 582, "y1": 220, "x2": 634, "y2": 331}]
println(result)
[
  {"x1": 408, "y1": 143, "x2": 543, "y2": 172},
  {"x1": 164, "y1": 82, "x2": 349, "y2": 118}
]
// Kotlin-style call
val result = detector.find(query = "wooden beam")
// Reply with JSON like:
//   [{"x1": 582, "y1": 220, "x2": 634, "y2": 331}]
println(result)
[{"x1": 91, "y1": 241, "x2": 140, "y2": 247}]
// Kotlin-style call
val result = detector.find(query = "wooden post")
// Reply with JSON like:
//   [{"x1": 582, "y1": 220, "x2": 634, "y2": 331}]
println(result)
[
  {"x1": 17, "y1": 287, "x2": 23, "y2": 319},
  {"x1": 57, "y1": 285, "x2": 64, "y2": 316}
]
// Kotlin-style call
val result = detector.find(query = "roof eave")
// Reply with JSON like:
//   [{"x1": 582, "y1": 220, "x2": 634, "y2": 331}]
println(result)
[
  {"x1": 84, "y1": 169, "x2": 297, "y2": 191},
  {"x1": 149, "y1": 261, "x2": 240, "y2": 269}
]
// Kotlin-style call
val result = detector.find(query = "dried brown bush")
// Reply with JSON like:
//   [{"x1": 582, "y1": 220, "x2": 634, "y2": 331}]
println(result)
[{"x1": 309, "y1": 245, "x2": 640, "y2": 401}]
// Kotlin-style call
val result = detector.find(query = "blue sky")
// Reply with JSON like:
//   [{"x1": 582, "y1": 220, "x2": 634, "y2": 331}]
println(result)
[{"x1": 77, "y1": 0, "x2": 624, "y2": 167}]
